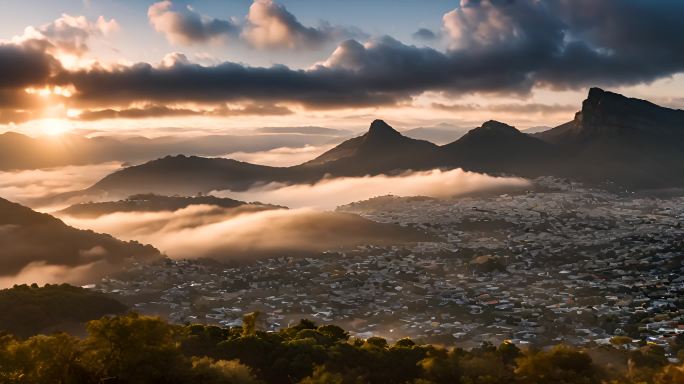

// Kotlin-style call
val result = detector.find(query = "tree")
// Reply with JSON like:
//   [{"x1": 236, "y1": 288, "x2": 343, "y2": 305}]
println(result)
[
  {"x1": 190, "y1": 357, "x2": 260, "y2": 384},
  {"x1": 299, "y1": 366, "x2": 343, "y2": 384},
  {"x1": 242, "y1": 312, "x2": 261, "y2": 337},
  {"x1": 515, "y1": 345, "x2": 599, "y2": 384},
  {"x1": 81, "y1": 312, "x2": 190, "y2": 382}
]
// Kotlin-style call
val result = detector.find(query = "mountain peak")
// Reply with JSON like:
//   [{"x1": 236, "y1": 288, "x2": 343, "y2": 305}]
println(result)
[
  {"x1": 480, "y1": 120, "x2": 518, "y2": 132},
  {"x1": 465, "y1": 120, "x2": 522, "y2": 138},
  {"x1": 587, "y1": 87, "x2": 606, "y2": 101},
  {"x1": 367, "y1": 119, "x2": 401, "y2": 138}
]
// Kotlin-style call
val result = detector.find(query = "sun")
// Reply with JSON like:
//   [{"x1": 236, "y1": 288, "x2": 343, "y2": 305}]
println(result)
[{"x1": 40, "y1": 118, "x2": 73, "y2": 137}]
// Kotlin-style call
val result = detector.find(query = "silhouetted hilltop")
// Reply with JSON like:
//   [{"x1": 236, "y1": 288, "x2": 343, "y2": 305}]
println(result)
[
  {"x1": 303, "y1": 119, "x2": 441, "y2": 172},
  {"x1": 536, "y1": 87, "x2": 684, "y2": 145},
  {"x1": 536, "y1": 88, "x2": 684, "y2": 187},
  {"x1": 0, "y1": 197, "x2": 161, "y2": 283},
  {"x1": 57, "y1": 193, "x2": 281, "y2": 218},
  {"x1": 88, "y1": 155, "x2": 288, "y2": 196},
  {"x1": 444, "y1": 120, "x2": 554, "y2": 174}
]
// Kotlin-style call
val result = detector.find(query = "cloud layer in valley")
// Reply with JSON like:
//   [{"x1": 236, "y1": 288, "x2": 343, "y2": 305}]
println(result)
[
  {"x1": 221, "y1": 168, "x2": 531, "y2": 210},
  {"x1": 226, "y1": 144, "x2": 335, "y2": 166},
  {"x1": 58, "y1": 205, "x2": 433, "y2": 261},
  {"x1": 0, "y1": 162, "x2": 121, "y2": 208}
]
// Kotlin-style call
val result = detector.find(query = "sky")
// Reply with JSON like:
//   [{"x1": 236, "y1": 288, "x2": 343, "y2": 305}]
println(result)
[{"x1": 1, "y1": 0, "x2": 683, "y2": 137}]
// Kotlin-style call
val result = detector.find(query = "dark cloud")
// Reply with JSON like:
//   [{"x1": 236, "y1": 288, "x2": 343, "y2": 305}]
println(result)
[
  {"x1": 412, "y1": 28, "x2": 438, "y2": 42},
  {"x1": 54, "y1": 59, "x2": 399, "y2": 108},
  {"x1": 3, "y1": 0, "x2": 684, "y2": 114},
  {"x1": 148, "y1": 1, "x2": 240, "y2": 45},
  {"x1": 0, "y1": 43, "x2": 58, "y2": 90},
  {"x1": 432, "y1": 102, "x2": 577, "y2": 115},
  {"x1": 75, "y1": 103, "x2": 292, "y2": 121}
]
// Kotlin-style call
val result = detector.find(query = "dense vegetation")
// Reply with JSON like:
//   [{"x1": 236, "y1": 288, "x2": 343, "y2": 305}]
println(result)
[
  {"x1": 0, "y1": 284, "x2": 127, "y2": 338},
  {"x1": 1, "y1": 311, "x2": 682, "y2": 384}
]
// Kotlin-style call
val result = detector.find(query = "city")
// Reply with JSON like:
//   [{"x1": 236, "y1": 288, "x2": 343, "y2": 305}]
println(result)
[{"x1": 96, "y1": 177, "x2": 683, "y2": 353}]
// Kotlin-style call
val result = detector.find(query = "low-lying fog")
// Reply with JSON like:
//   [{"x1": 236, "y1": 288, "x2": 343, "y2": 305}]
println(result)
[
  {"x1": 1, "y1": 151, "x2": 530, "y2": 287},
  {"x1": 219, "y1": 168, "x2": 531, "y2": 210}
]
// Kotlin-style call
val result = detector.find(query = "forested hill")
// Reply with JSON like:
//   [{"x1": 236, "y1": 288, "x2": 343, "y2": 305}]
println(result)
[
  {"x1": 0, "y1": 284, "x2": 127, "y2": 338},
  {"x1": 0, "y1": 310, "x2": 681, "y2": 383}
]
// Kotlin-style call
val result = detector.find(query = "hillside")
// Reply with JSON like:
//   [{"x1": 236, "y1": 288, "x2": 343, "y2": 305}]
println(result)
[
  {"x1": 0, "y1": 283, "x2": 127, "y2": 338},
  {"x1": 0, "y1": 197, "x2": 161, "y2": 284},
  {"x1": 443, "y1": 120, "x2": 555, "y2": 175}
]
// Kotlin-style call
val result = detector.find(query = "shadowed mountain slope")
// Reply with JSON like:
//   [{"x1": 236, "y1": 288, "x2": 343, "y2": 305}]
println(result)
[{"x1": 0, "y1": 197, "x2": 161, "y2": 283}]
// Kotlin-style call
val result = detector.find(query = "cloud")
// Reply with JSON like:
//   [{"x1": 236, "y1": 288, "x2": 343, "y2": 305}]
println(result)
[
  {"x1": 4, "y1": 1, "x2": 684, "y2": 114},
  {"x1": 220, "y1": 168, "x2": 531, "y2": 210},
  {"x1": 254, "y1": 126, "x2": 351, "y2": 136},
  {"x1": 55, "y1": 168, "x2": 526, "y2": 262},
  {"x1": 442, "y1": 0, "x2": 557, "y2": 50},
  {"x1": 0, "y1": 260, "x2": 108, "y2": 289},
  {"x1": 0, "y1": 43, "x2": 58, "y2": 90},
  {"x1": 59, "y1": 205, "x2": 432, "y2": 261},
  {"x1": 55, "y1": 57, "x2": 398, "y2": 108},
  {"x1": 147, "y1": 0, "x2": 365, "y2": 49},
  {"x1": 148, "y1": 1, "x2": 240, "y2": 45},
  {"x1": 432, "y1": 102, "x2": 577, "y2": 115},
  {"x1": 14, "y1": 13, "x2": 118, "y2": 57},
  {"x1": 226, "y1": 144, "x2": 336, "y2": 166},
  {"x1": 0, "y1": 196, "x2": 160, "y2": 287},
  {"x1": 243, "y1": 0, "x2": 365, "y2": 49},
  {"x1": 74, "y1": 103, "x2": 292, "y2": 121},
  {"x1": 412, "y1": 28, "x2": 438, "y2": 42},
  {"x1": 0, "y1": 162, "x2": 122, "y2": 208}
]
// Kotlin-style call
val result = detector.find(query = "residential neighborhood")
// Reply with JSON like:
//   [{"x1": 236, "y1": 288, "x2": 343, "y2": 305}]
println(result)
[{"x1": 95, "y1": 177, "x2": 684, "y2": 352}]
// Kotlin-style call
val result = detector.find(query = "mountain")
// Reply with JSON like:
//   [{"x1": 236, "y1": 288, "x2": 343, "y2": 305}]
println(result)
[
  {"x1": 443, "y1": 120, "x2": 554, "y2": 175},
  {"x1": 57, "y1": 194, "x2": 283, "y2": 218},
  {"x1": 65, "y1": 90, "x2": 684, "y2": 199},
  {"x1": 521, "y1": 126, "x2": 553, "y2": 134},
  {"x1": 86, "y1": 155, "x2": 289, "y2": 197},
  {"x1": 536, "y1": 87, "x2": 684, "y2": 146},
  {"x1": 0, "y1": 197, "x2": 161, "y2": 285},
  {"x1": 71, "y1": 120, "x2": 443, "y2": 200},
  {"x1": 301, "y1": 119, "x2": 442, "y2": 173},
  {"x1": 536, "y1": 87, "x2": 684, "y2": 187},
  {"x1": 0, "y1": 131, "x2": 342, "y2": 171},
  {"x1": 403, "y1": 124, "x2": 469, "y2": 144}
]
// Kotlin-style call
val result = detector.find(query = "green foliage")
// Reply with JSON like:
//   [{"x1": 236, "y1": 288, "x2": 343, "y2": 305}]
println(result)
[
  {"x1": 0, "y1": 313, "x2": 681, "y2": 384},
  {"x1": 515, "y1": 344, "x2": 599, "y2": 384},
  {"x1": 0, "y1": 284, "x2": 127, "y2": 338}
]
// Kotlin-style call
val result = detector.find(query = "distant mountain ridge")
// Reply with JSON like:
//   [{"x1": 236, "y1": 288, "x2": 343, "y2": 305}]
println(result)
[
  {"x1": 0, "y1": 130, "x2": 342, "y2": 171},
  {"x1": 402, "y1": 124, "x2": 468, "y2": 144},
  {"x1": 67, "y1": 88, "x2": 684, "y2": 199},
  {"x1": 57, "y1": 194, "x2": 284, "y2": 218}
]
